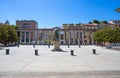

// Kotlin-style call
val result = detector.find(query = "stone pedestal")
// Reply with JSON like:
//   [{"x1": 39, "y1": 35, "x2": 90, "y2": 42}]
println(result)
[{"x1": 52, "y1": 41, "x2": 62, "y2": 51}]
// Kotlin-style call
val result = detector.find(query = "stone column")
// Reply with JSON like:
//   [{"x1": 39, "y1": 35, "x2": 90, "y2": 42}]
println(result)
[
  {"x1": 69, "y1": 37, "x2": 71, "y2": 45},
  {"x1": 73, "y1": 37, "x2": 75, "y2": 45},
  {"x1": 24, "y1": 32, "x2": 26, "y2": 43},
  {"x1": 33, "y1": 31, "x2": 35, "y2": 44},
  {"x1": 44, "y1": 31, "x2": 46, "y2": 44},
  {"x1": 29, "y1": 32, "x2": 30, "y2": 44},
  {"x1": 78, "y1": 32, "x2": 80, "y2": 45},
  {"x1": 20, "y1": 31, "x2": 22, "y2": 43},
  {"x1": 35, "y1": 30, "x2": 37, "y2": 44},
  {"x1": 68, "y1": 32, "x2": 71, "y2": 44},
  {"x1": 59, "y1": 31, "x2": 61, "y2": 44},
  {"x1": 78, "y1": 38, "x2": 79, "y2": 45},
  {"x1": 63, "y1": 32, "x2": 65, "y2": 44},
  {"x1": 82, "y1": 34, "x2": 83, "y2": 45}
]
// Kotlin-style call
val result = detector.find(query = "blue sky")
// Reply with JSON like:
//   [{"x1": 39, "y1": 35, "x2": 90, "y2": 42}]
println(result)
[{"x1": 0, "y1": 0, "x2": 120, "y2": 28}]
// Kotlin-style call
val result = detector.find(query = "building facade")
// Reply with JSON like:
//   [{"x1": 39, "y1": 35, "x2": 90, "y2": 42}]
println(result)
[
  {"x1": 16, "y1": 20, "x2": 38, "y2": 44},
  {"x1": 17, "y1": 20, "x2": 120, "y2": 45}
]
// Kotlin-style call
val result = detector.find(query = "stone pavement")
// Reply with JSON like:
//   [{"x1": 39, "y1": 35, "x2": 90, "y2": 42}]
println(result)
[
  {"x1": 0, "y1": 71, "x2": 120, "y2": 78},
  {"x1": 0, "y1": 45, "x2": 120, "y2": 78}
]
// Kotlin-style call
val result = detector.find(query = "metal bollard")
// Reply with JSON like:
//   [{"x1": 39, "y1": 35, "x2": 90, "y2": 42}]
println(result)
[
  {"x1": 70, "y1": 50, "x2": 74, "y2": 56},
  {"x1": 33, "y1": 45, "x2": 35, "y2": 48},
  {"x1": 18, "y1": 44, "x2": 19, "y2": 48},
  {"x1": 93, "y1": 49, "x2": 96, "y2": 54},
  {"x1": 35, "y1": 49, "x2": 38, "y2": 55},
  {"x1": 79, "y1": 44, "x2": 81, "y2": 48},
  {"x1": 48, "y1": 44, "x2": 50, "y2": 48},
  {"x1": 68, "y1": 44, "x2": 70, "y2": 48},
  {"x1": 6, "y1": 49, "x2": 9, "y2": 55}
]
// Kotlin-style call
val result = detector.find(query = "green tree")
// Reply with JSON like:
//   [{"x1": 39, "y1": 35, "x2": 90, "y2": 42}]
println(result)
[
  {"x1": 93, "y1": 20, "x2": 100, "y2": 24},
  {"x1": 0, "y1": 24, "x2": 18, "y2": 46},
  {"x1": 113, "y1": 28, "x2": 120, "y2": 43},
  {"x1": 93, "y1": 28, "x2": 104, "y2": 47},
  {"x1": 93, "y1": 27, "x2": 120, "y2": 47},
  {"x1": 0, "y1": 25, "x2": 4, "y2": 43},
  {"x1": 88, "y1": 21, "x2": 92, "y2": 24},
  {"x1": 93, "y1": 27, "x2": 113, "y2": 47},
  {"x1": 10, "y1": 25, "x2": 19, "y2": 29},
  {"x1": 101, "y1": 20, "x2": 107, "y2": 24}
]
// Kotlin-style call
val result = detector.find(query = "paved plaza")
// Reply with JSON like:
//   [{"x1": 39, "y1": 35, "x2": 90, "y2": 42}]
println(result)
[{"x1": 0, "y1": 45, "x2": 120, "y2": 78}]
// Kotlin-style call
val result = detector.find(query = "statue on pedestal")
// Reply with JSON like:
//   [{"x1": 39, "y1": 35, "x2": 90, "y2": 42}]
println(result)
[{"x1": 52, "y1": 28, "x2": 62, "y2": 51}]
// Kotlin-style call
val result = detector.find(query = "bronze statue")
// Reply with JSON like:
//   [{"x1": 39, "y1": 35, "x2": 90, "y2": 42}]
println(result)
[
  {"x1": 52, "y1": 28, "x2": 62, "y2": 51},
  {"x1": 53, "y1": 28, "x2": 59, "y2": 41}
]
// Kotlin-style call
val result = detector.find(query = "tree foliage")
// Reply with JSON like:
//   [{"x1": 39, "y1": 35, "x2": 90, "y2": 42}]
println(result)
[
  {"x1": 92, "y1": 20, "x2": 108, "y2": 24},
  {"x1": 93, "y1": 27, "x2": 120, "y2": 45},
  {"x1": 101, "y1": 20, "x2": 107, "y2": 24},
  {"x1": 88, "y1": 21, "x2": 92, "y2": 24},
  {"x1": 93, "y1": 20, "x2": 100, "y2": 24},
  {"x1": 112, "y1": 28, "x2": 120, "y2": 42},
  {"x1": 0, "y1": 24, "x2": 18, "y2": 46}
]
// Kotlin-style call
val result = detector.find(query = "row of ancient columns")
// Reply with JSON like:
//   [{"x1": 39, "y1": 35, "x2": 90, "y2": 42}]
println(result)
[
  {"x1": 19, "y1": 30, "x2": 49, "y2": 44},
  {"x1": 19, "y1": 31, "x2": 36, "y2": 44}
]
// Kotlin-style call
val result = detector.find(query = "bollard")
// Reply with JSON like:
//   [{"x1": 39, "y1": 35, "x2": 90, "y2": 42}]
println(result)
[
  {"x1": 70, "y1": 50, "x2": 74, "y2": 56},
  {"x1": 35, "y1": 49, "x2": 38, "y2": 55},
  {"x1": 93, "y1": 49, "x2": 96, "y2": 54},
  {"x1": 48, "y1": 44, "x2": 50, "y2": 48},
  {"x1": 79, "y1": 44, "x2": 81, "y2": 48},
  {"x1": 18, "y1": 44, "x2": 19, "y2": 48},
  {"x1": 68, "y1": 44, "x2": 70, "y2": 48},
  {"x1": 33, "y1": 45, "x2": 35, "y2": 48},
  {"x1": 6, "y1": 49, "x2": 9, "y2": 55}
]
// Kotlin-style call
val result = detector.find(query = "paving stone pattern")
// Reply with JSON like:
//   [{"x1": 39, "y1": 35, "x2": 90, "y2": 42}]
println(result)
[{"x1": 0, "y1": 45, "x2": 120, "y2": 78}]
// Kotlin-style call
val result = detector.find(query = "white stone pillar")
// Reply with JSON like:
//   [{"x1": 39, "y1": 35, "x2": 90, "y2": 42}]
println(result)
[
  {"x1": 91, "y1": 34, "x2": 94, "y2": 44},
  {"x1": 82, "y1": 34, "x2": 84, "y2": 44},
  {"x1": 29, "y1": 32, "x2": 30, "y2": 44},
  {"x1": 78, "y1": 38, "x2": 79, "y2": 45},
  {"x1": 44, "y1": 31, "x2": 46, "y2": 43},
  {"x1": 69, "y1": 38, "x2": 70, "y2": 45},
  {"x1": 24, "y1": 32, "x2": 26, "y2": 43},
  {"x1": 34, "y1": 31, "x2": 35, "y2": 44},
  {"x1": 69, "y1": 32, "x2": 71, "y2": 45},
  {"x1": 36, "y1": 30, "x2": 38, "y2": 44},
  {"x1": 35, "y1": 30, "x2": 37, "y2": 44},
  {"x1": 63, "y1": 31, "x2": 65, "y2": 44},
  {"x1": 73, "y1": 35, "x2": 75, "y2": 45},
  {"x1": 37, "y1": 30, "x2": 39, "y2": 44},
  {"x1": 20, "y1": 32, "x2": 22, "y2": 43},
  {"x1": 59, "y1": 31, "x2": 61, "y2": 44}
]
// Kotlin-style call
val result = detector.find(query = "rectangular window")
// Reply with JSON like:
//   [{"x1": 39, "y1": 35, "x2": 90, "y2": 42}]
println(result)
[
  {"x1": 61, "y1": 34, "x2": 64, "y2": 39},
  {"x1": 84, "y1": 35, "x2": 86, "y2": 38},
  {"x1": 80, "y1": 36, "x2": 82, "y2": 39},
  {"x1": 84, "y1": 31, "x2": 86, "y2": 34},
  {"x1": 77, "y1": 32, "x2": 78, "y2": 38},
  {"x1": 80, "y1": 32, "x2": 82, "y2": 35}
]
